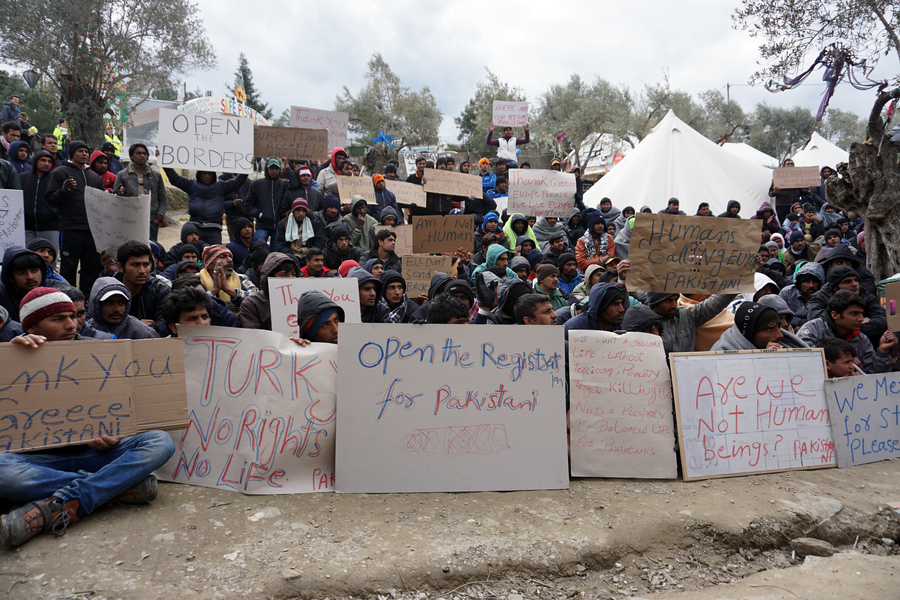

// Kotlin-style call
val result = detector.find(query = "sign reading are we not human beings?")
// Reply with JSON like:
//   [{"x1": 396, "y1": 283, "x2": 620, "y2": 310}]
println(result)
[
  {"x1": 157, "y1": 108, "x2": 254, "y2": 174},
  {"x1": 335, "y1": 324, "x2": 569, "y2": 493}
]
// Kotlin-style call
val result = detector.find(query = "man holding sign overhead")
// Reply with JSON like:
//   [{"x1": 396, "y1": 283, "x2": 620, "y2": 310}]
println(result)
[{"x1": 487, "y1": 124, "x2": 530, "y2": 170}]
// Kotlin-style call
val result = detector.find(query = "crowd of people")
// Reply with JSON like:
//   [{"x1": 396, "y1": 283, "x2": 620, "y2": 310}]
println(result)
[{"x1": 0, "y1": 104, "x2": 893, "y2": 548}]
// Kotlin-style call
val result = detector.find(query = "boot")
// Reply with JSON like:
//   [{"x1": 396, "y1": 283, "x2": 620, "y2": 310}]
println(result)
[{"x1": 1, "y1": 497, "x2": 80, "y2": 547}]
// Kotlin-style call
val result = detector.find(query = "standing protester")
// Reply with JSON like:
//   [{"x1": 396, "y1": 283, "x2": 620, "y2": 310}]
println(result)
[
  {"x1": 21, "y1": 150, "x2": 59, "y2": 248},
  {"x1": 486, "y1": 124, "x2": 530, "y2": 169},
  {"x1": 114, "y1": 144, "x2": 167, "y2": 242},
  {"x1": 244, "y1": 158, "x2": 290, "y2": 250},
  {"x1": 163, "y1": 167, "x2": 249, "y2": 245}
]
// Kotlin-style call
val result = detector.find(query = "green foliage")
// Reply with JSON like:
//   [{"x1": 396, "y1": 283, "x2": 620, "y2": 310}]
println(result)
[
  {"x1": 0, "y1": 0, "x2": 216, "y2": 148},
  {"x1": 336, "y1": 53, "x2": 442, "y2": 150},
  {"x1": 0, "y1": 70, "x2": 60, "y2": 136},
  {"x1": 747, "y1": 103, "x2": 817, "y2": 160},
  {"x1": 270, "y1": 108, "x2": 291, "y2": 127},
  {"x1": 454, "y1": 69, "x2": 527, "y2": 158},
  {"x1": 225, "y1": 53, "x2": 273, "y2": 120},
  {"x1": 820, "y1": 107, "x2": 868, "y2": 150}
]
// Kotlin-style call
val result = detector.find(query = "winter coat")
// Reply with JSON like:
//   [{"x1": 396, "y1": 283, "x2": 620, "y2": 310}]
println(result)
[
  {"x1": 0, "y1": 158, "x2": 21, "y2": 190},
  {"x1": 779, "y1": 260, "x2": 825, "y2": 328},
  {"x1": 114, "y1": 163, "x2": 167, "y2": 220},
  {"x1": 371, "y1": 187, "x2": 403, "y2": 224},
  {"x1": 563, "y1": 282, "x2": 624, "y2": 334},
  {"x1": 162, "y1": 223, "x2": 209, "y2": 268},
  {"x1": 658, "y1": 293, "x2": 736, "y2": 355},
  {"x1": 275, "y1": 214, "x2": 326, "y2": 258},
  {"x1": 239, "y1": 252, "x2": 297, "y2": 330},
  {"x1": 0, "y1": 245, "x2": 64, "y2": 321},
  {"x1": 315, "y1": 148, "x2": 345, "y2": 196},
  {"x1": 711, "y1": 325, "x2": 808, "y2": 351},
  {"x1": 20, "y1": 151, "x2": 58, "y2": 231},
  {"x1": 751, "y1": 201, "x2": 781, "y2": 235},
  {"x1": 164, "y1": 168, "x2": 249, "y2": 225},
  {"x1": 0, "y1": 304, "x2": 22, "y2": 341},
  {"x1": 86, "y1": 277, "x2": 159, "y2": 340},
  {"x1": 244, "y1": 168, "x2": 290, "y2": 230},
  {"x1": 7, "y1": 141, "x2": 30, "y2": 174},
  {"x1": 115, "y1": 271, "x2": 171, "y2": 337},
  {"x1": 798, "y1": 316, "x2": 892, "y2": 374},
  {"x1": 717, "y1": 200, "x2": 742, "y2": 219},
  {"x1": 46, "y1": 161, "x2": 105, "y2": 230},
  {"x1": 284, "y1": 170, "x2": 324, "y2": 213},
  {"x1": 347, "y1": 267, "x2": 390, "y2": 323}
]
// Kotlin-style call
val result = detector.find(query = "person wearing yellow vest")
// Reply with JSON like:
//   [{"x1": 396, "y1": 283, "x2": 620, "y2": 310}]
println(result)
[
  {"x1": 104, "y1": 123, "x2": 122, "y2": 156},
  {"x1": 53, "y1": 120, "x2": 68, "y2": 158}
]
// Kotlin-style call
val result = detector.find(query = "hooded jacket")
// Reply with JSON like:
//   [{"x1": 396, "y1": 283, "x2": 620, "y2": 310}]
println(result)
[
  {"x1": 20, "y1": 150, "x2": 59, "y2": 231},
  {"x1": 566, "y1": 209, "x2": 586, "y2": 247},
  {"x1": 572, "y1": 264, "x2": 604, "y2": 300},
  {"x1": 90, "y1": 150, "x2": 116, "y2": 191},
  {"x1": 751, "y1": 201, "x2": 781, "y2": 234},
  {"x1": 225, "y1": 217, "x2": 253, "y2": 267},
  {"x1": 164, "y1": 168, "x2": 249, "y2": 225},
  {"x1": 815, "y1": 244, "x2": 877, "y2": 297},
  {"x1": 564, "y1": 282, "x2": 624, "y2": 335},
  {"x1": 575, "y1": 210, "x2": 614, "y2": 271},
  {"x1": 779, "y1": 261, "x2": 824, "y2": 327},
  {"x1": 598, "y1": 202, "x2": 622, "y2": 227},
  {"x1": 316, "y1": 148, "x2": 345, "y2": 196},
  {"x1": 114, "y1": 161, "x2": 167, "y2": 222},
  {"x1": 711, "y1": 324, "x2": 808, "y2": 351},
  {"x1": 470, "y1": 243, "x2": 519, "y2": 284},
  {"x1": 7, "y1": 141, "x2": 29, "y2": 174},
  {"x1": 379, "y1": 269, "x2": 419, "y2": 323},
  {"x1": 805, "y1": 266, "x2": 886, "y2": 344},
  {"x1": 658, "y1": 293, "x2": 737, "y2": 355},
  {"x1": 46, "y1": 159, "x2": 105, "y2": 231},
  {"x1": 532, "y1": 217, "x2": 567, "y2": 252},
  {"x1": 502, "y1": 213, "x2": 538, "y2": 252},
  {"x1": 798, "y1": 314, "x2": 892, "y2": 374},
  {"x1": 372, "y1": 185, "x2": 403, "y2": 224},
  {"x1": 86, "y1": 277, "x2": 159, "y2": 339},
  {"x1": 245, "y1": 166, "x2": 290, "y2": 230},
  {"x1": 114, "y1": 268, "x2": 171, "y2": 338},
  {"x1": 474, "y1": 277, "x2": 533, "y2": 325},
  {"x1": 296, "y1": 289, "x2": 344, "y2": 339},
  {"x1": 26, "y1": 237, "x2": 66, "y2": 284},
  {"x1": 323, "y1": 225, "x2": 363, "y2": 270},
  {"x1": 409, "y1": 272, "x2": 456, "y2": 322},
  {"x1": 0, "y1": 245, "x2": 64, "y2": 321},
  {"x1": 342, "y1": 197, "x2": 378, "y2": 252},
  {"x1": 162, "y1": 222, "x2": 209, "y2": 267},
  {"x1": 717, "y1": 200, "x2": 742, "y2": 219},
  {"x1": 347, "y1": 266, "x2": 390, "y2": 323},
  {"x1": 0, "y1": 304, "x2": 22, "y2": 341},
  {"x1": 284, "y1": 169, "x2": 324, "y2": 213},
  {"x1": 239, "y1": 252, "x2": 297, "y2": 330}
]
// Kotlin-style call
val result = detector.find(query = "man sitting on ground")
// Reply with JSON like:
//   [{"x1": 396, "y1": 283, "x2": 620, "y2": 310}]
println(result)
[
  {"x1": 162, "y1": 286, "x2": 213, "y2": 336},
  {"x1": 86, "y1": 277, "x2": 159, "y2": 340}
]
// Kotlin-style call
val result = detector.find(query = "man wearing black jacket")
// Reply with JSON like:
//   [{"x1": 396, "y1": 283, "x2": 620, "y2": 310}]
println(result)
[
  {"x1": 21, "y1": 150, "x2": 59, "y2": 250},
  {"x1": 284, "y1": 165, "x2": 324, "y2": 213},
  {"x1": 244, "y1": 158, "x2": 289, "y2": 250}
]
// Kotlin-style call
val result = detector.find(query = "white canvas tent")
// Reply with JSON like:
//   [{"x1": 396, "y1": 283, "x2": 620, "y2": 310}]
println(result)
[
  {"x1": 791, "y1": 131, "x2": 849, "y2": 170},
  {"x1": 583, "y1": 111, "x2": 771, "y2": 217},
  {"x1": 721, "y1": 143, "x2": 778, "y2": 169}
]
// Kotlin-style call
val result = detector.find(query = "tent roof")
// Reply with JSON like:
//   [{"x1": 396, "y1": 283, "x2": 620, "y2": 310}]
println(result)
[
  {"x1": 583, "y1": 111, "x2": 772, "y2": 217},
  {"x1": 791, "y1": 131, "x2": 849, "y2": 169},
  {"x1": 721, "y1": 143, "x2": 778, "y2": 169}
]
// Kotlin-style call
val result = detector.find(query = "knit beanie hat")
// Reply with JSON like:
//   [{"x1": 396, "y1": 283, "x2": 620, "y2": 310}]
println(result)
[
  {"x1": 291, "y1": 198, "x2": 309, "y2": 213},
  {"x1": 339, "y1": 260, "x2": 359, "y2": 277},
  {"x1": 557, "y1": 252, "x2": 576, "y2": 269},
  {"x1": 373, "y1": 174, "x2": 384, "y2": 185},
  {"x1": 323, "y1": 194, "x2": 341, "y2": 210},
  {"x1": 735, "y1": 301, "x2": 780, "y2": 342},
  {"x1": 19, "y1": 287, "x2": 75, "y2": 332},
  {"x1": 202, "y1": 245, "x2": 232, "y2": 271},
  {"x1": 535, "y1": 263, "x2": 559, "y2": 284},
  {"x1": 647, "y1": 292, "x2": 678, "y2": 307},
  {"x1": 510, "y1": 256, "x2": 530, "y2": 272},
  {"x1": 789, "y1": 231, "x2": 805, "y2": 244}
]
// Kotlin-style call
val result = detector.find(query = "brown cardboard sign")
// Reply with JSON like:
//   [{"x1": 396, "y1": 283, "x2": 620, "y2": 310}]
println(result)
[
  {"x1": 412, "y1": 215, "x2": 474, "y2": 254},
  {"x1": 0, "y1": 338, "x2": 187, "y2": 453},
  {"x1": 385, "y1": 179, "x2": 427, "y2": 207},
  {"x1": 402, "y1": 255, "x2": 453, "y2": 297},
  {"x1": 773, "y1": 166, "x2": 820, "y2": 189},
  {"x1": 336, "y1": 175, "x2": 377, "y2": 203},
  {"x1": 422, "y1": 169, "x2": 482, "y2": 198},
  {"x1": 375, "y1": 224, "x2": 413, "y2": 256},
  {"x1": 253, "y1": 125, "x2": 328, "y2": 160}
]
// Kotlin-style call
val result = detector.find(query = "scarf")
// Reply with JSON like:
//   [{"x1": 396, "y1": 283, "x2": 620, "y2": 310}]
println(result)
[
  {"x1": 199, "y1": 268, "x2": 242, "y2": 303},
  {"x1": 581, "y1": 229, "x2": 608, "y2": 259},
  {"x1": 129, "y1": 162, "x2": 151, "y2": 195},
  {"x1": 381, "y1": 296, "x2": 408, "y2": 323},
  {"x1": 285, "y1": 214, "x2": 315, "y2": 244}
]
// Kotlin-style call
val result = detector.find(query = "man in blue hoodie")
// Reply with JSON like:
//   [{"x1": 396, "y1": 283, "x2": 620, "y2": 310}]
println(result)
[
  {"x1": 163, "y1": 167, "x2": 249, "y2": 245},
  {"x1": 0, "y1": 245, "x2": 65, "y2": 321},
  {"x1": 347, "y1": 266, "x2": 390, "y2": 323},
  {"x1": 563, "y1": 282, "x2": 626, "y2": 335}
]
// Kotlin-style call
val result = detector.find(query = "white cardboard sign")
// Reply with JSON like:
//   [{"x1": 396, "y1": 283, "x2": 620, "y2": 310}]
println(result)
[
  {"x1": 268, "y1": 278, "x2": 361, "y2": 338},
  {"x1": 671, "y1": 349, "x2": 836, "y2": 481},
  {"x1": 157, "y1": 326, "x2": 338, "y2": 494},
  {"x1": 84, "y1": 188, "x2": 150, "y2": 255},
  {"x1": 508, "y1": 170, "x2": 576, "y2": 218},
  {"x1": 157, "y1": 107, "x2": 254, "y2": 174},
  {"x1": 335, "y1": 324, "x2": 570, "y2": 493},
  {"x1": 824, "y1": 373, "x2": 900, "y2": 467},
  {"x1": 289, "y1": 106, "x2": 349, "y2": 152},
  {"x1": 0, "y1": 190, "x2": 25, "y2": 263},
  {"x1": 492, "y1": 101, "x2": 529, "y2": 127},
  {"x1": 568, "y1": 331, "x2": 678, "y2": 478}
]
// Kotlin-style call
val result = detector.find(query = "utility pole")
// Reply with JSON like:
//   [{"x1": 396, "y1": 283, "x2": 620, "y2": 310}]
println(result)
[{"x1": 726, "y1": 82, "x2": 731, "y2": 103}]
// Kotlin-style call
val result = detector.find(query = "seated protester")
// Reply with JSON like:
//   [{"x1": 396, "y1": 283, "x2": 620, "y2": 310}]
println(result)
[
  {"x1": 293, "y1": 290, "x2": 343, "y2": 344},
  {"x1": 646, "y1": 290, "x2": 737, "y2": 355},
  {"x1": 782, "y1": 212, "x2": 802, "y2": 238},
  {"x1": 566, "y1": 209, "x2": 585, "y2": 247},
  {"x1": 316, "y1": 194, "x2": 345, "y2": 242},
  {"x1": 276, "y1": 198, "x2": 326, "y2": 260},
  {"x1": 474, "y1": 212, "x2": 504, "y2": 254},
  {"x1": 161, "y1": 244, "x2": 200, "y2": 280},
  {"x1": 533, "y1": 263, "x2": 575, "y2": 311},
  {"x1": 323, "y1": 226, "x2": 362, "y2": 271},
  {"x1": 163, "y1": 222, "x2": 208, "y2": 268},
  {"x1": 658, "y1": 197, "x2": 686, "y2": 215},
  {"x1": 527, "y1": 248, "x2": 545, "y2": 276},
  {"x1": 360, "y1": 228, "x2": 402, "y2": 274},
  {"x1": 805, "y1": 265, "x2": 886, "y2": 346},
  {"x1": 751, "y1": 201, "x2": 781, "y2": 236},
  {"x1": 85, "y1": 277, "x2": 159, "y2": 339},
  {"x1": 410, "y1": 272, "x2": 456, "y2": 320},
  {"x1": 502, "y1": 213, "x2": 538, "y2": 253},
  {"x1": 613, "y1": 208, "x2": 647, "y2": 259},
  {"x1": 243, "y1": 246, "x2": 269, "y2": 287},
  {"x1": 728, "y1": 272, "x2": 781, "y2": 313},
  {"x1": 89, "y1": 150, "x2": 116, "y2": 192},
  {"x1": 0, "y1": 303, "x2": 22, "y2": 341},
  {"x1": 226, "y1": 217, "x2": 255, "y2": 268},
  {"x1": 171, "y1": 275, "x2": 238, "y2": 328},
  {"x1": 597, "y1": 197, "x2": 621, "y2": 227},
  {"x1": 470, "y1": 243, "x2": 518, "y2": 284},
  {"x1": 533, "y1": 216, "x2": 567, "y2": 252},
  {"x1": 374, "y1": 206, "x2": 400, "y2": 230},
  {"x1": 343, "y1": 196, "x2": 378, "y2": 253},
  {"x1": 575, "y1": 211, "x2": 614, "y2": 271},
  {"x1": 695, "y1": 202, "x2": 713, "y2": 217},
  {"x1": 515, "y1": 235, "x2": 537, "y2": 257},
  {"x1": 514, "y1": 293, "x2": 558, "y2": 325},
  {"x1": 365, "y1": 258, "x2": 385, "y2": 277},
  {"x1": 199, "y1": 245, "x2": 257, "y2": 315},
  {"x1": 612, "y1": 206, "x2": 634, "y2": 235},
  {"x1": 443, "y1": 278, "x2": 475, "y2": 316},
  {"x1": 836, "y1": 217, "x2": 857, "y2": 244},
  {"x1": 544, "y1": 232, "x2": 568, "y2": 265},
  {"x1": 770, "y1": 233, "x2": 787, "y2": 260},
  {"x1": 757, "y1": 293, "x2": 798, "y2": 333},
  {"x1": 798, "y1": 290, "x2": 897, "y2": 373},
  {"x1": 619, "y1": 303, "x2": 665, "y2": 335},
  {"x1": 472, "y1": 232, "x2": 502, "y2": 267},
  {"x1": 572, "y1": 264, "x2": 604, "y2": 301},
  {"x1": 678, "y1": 293, "x2": 734, "y2": 351},
  {"x1": 347, "y1": 266, "x2": 390, "y2": 323},
  {"x1": 782, "y1": 231, "x2": 814, "y2": 268},
  {"x1": 711, "y1": 301, "x2": 808, "y2": 351},
  {"x1": 798, "y1": 202, "x2": 825, "y2": 241},
  {"x1": 473, "y1": 277, "x2": 533, "y2": 325},
  {"x1": 240, "y1": 252, "x2": 298, "y2": 330},
  {"x1": 564, "y1": 282, "x2": 627, "y2": 335},
  {"x1": 426, "y1": 293, "x2": 470, "y2": 324},
  {"x1": 26, "y1": 237, "x2": 67, "y2": 284},
  {"x1": 816, "y1": 244, "x2": 877, "y2": 297},
  {"x1": 1, "y1": 290, "x2": 173, "y2": 548},
  {"x1": 478, "y1": 158, "x2": 496, "y2": 193},
  {"x1": 0, "y1": 245, "x2": 64, "y2": 322},
  {"x1": 301, "y1": 247, "x2": 329, "y2": 278},
  {"x1": 780, "y1": 261, "x2": 824, "y2": 328},
  {"x1": 58, "y1": 285, "x2": 114, "y2": 339},
  {"x1": 107, "y1": 240, "x2": 171, "y2": 337},
  {"x1": 823, "y1": 337, "x2": 861, "y2": 378},
  {"x1": 338, "y1": 260, "x2": 359, "y2": 277},
  {"x1": 161, "y1": 286, "x2": 213, "y2": 336},
  {"x1": 380, "y1": 270, "x2": 418, "y2": 323},
  {"x1": 821, "y1": 228, "x2": 850, "y2": 251},
  {"x1": 173, "y1": 259, "x2": 201, "y2": 279},
  {"x1": 371, "y1": 174, "x2": 403, "y2": 223},
  {"x1": 163, "y1": 168, "x2": 249, "y2": 245},
  {"x1": 717, "y1": 200, "x2": 741, "y2": 218},
  {"x1": 510, "y1": 256, "x2": 531, "y2": 282},
  {"x1": 818, "y1": 201, "x2": 842, "y2": 229},
  {"x1": 557, "y1": 253, "x2": 582, "y2": 295}
]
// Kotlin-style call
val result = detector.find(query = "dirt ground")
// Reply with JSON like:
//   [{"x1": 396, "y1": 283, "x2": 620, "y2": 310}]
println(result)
[{"x1": 3, "y1": 459, "x2": 900, "y2": 600}]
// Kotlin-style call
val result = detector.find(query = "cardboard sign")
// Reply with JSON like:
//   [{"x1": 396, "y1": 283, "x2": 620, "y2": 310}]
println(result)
[
  {"x1": 627, "y1": 214, "x2": 761, "y2": 294},
  {"x1": 568, "y1": 331, "x2": 678, "y2": 478},
  {"x1": 157, "y1": 327, "x2": 338, "y2": 494},
  {"x1": 412, "y1": 215, "x2": 474, "y2": 254},
  {"x1": 335, "y1": 175, "x2": 377, "y2": 204},
  {"x1": 671, "y1": 349, "x2": 836, "y2": 481},
  {"x1": 385, "y1": 179, "x2": 427, "y2": 207},
  {"x1": 376, "y1": 224, "x2": 413, "y2": 257},
  {"x1": 0, "y1": 338, "x2": 187, "y2": 453},
  {"x1": 268, "y1": 278, "x2": 361, "y2": 338},
  {"x1": 401, "y1": 255, "x2": 452, "y2": 297},
  {"x1": 253, "y1": 125, "x2": 328, "y2": 160},
  {"x1": 84, "y1": 188, "x2": 150, "y2": 255},
  {"x1": 508, "y1": 170, "x2": 576, "y2": 218},
  {"x1": 882, "y1": 281, "x2": 900, "y2": 332},
  {"x1": 289, "y1": 106, "x2": 349, "y2": 152},
  {"x1": 773, "y1": 166, "x2": 820, "y2": 189},
  {"x1": 0, "y1": 189, "x2": 25, "y2": 263},
  {"x1": 422, "y1": 169, "x2": 482, "y2": 198},
  {"x1": 157, "y1": 107, "x2": 254, "y2": 173},
  {"x1": 492, "y1": 101, "x2": 529, "y2": 127},
  {"x1": 335, "y1": 324, "x2": 569, "y2": 493},
  {"x1": 824, "y1": 373, "x2": 900, "y2": 467}
]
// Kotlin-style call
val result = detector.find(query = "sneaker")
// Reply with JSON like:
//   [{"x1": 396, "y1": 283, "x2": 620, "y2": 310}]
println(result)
[
  {"x1": 116, "y1": 475, "x2": 158, "y2": 505},
  {"x1": 1, "y1": 497, "x2": 80, "y2": 547}
]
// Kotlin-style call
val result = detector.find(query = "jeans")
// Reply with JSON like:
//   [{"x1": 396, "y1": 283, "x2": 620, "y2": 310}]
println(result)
[
  {"x1": 0, "y1": 431, "x2": 175, "y2": 515},
  {"x1": 150, "y1": 220, "x2": 159, "y2": 242},
  {"x1": 253, "y1": 228, "x2": 276, "y2": 252}
]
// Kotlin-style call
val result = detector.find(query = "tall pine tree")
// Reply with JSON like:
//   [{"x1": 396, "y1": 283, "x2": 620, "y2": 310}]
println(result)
[{"x1": 226, "y1": 52, "x2": 273, "y2": 120}]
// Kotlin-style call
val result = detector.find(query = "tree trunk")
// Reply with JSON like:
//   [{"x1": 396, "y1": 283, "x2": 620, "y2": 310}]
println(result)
[{"x1": 825, "y1": 90, "x2": 900, "y2": 281}]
